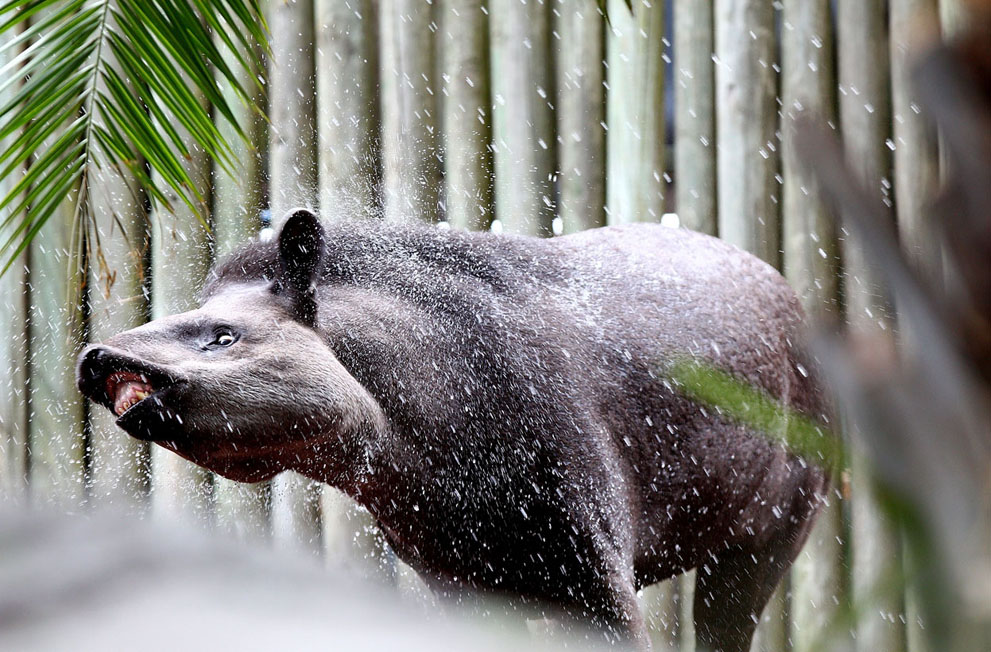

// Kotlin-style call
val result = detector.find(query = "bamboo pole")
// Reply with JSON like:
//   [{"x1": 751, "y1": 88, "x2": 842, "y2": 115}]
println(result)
[
  {"x1": 268, "y1": 0, "x2": 318, "y2": 220},
  {"x1": 489, "y1": 0, "x2": 555, "y2": 235},
  {"x1": 149, "y1": 132, "x2": 214, "y2": 524},
  {"x1": 782, "y1": 7, "x2": 845, "y2": 651},
  {"x1": 315, "y1": 0, "x2": 388, "y2": 572},
  {"x1": 781, "y1": 0, "x2": 838, "y2": 318},
  {"x1": 0, "y1": 24, "x2": 28, "y2": 501},
  {"x1": 316, "y1": 0, "x2": 380, "y2": 221},
  {"x1": 752, "y1": 585, "x2": 788, "y2": 652},
  {"x1": 837, "y1": 2, "x2": 907, "y2": 651},
  {"x1": 87, "y1": 137, "x2": 150, "y2": 512},
  {"x1": 671, "y1": 7, "x2": 713, "y2": 646},
  {"x1": 211, "y1": 27, "x2": 269, "y2": 542},
  {"x1": 673, "y1": 0, "x2": 715, "y2": 235},
  {"x1": 643, "y1": 581, "x2": 679, "y2": 651},
  {"x1": 25, "y1": 5, "x2": 87, "y2": 507},
  {"x1": 554, "y1": 0, "x2": 605, "y2": 234},
  {"x1": 267, "y1": 0, "x2": 323, "y2": 554},
  {"x1": 27, "y1": 190, "x2": 87, "y2": 508},
  {"x1": 891, "y1": 0, "x2": 940, "y2": 277},
  {"x1": 714, "y1": 0, "x2": 779, "y2": 267},
  {"x1": 380, "y1": 0, "x2": 441, "y2": 224},
  {"x1": 605, "y1": 0, "x2": 665, "y2": 226},
  {"x1": 891, "y1": 3, "x2": 941, "y2": 650},
  {"x1": 84, "y1": 5, "x2": 150, "y2": 510},
  {"x1": 440, "y1": 0, "x2": 493, "y2": 231},
  {"x1": 678, "y1": 570, "x2": 695, "y2": 652}
]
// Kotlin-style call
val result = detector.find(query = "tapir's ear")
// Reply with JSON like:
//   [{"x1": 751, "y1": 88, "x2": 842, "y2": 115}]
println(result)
[{"x1": 276, "y1": 208, "x2": 325, "y2": 327}]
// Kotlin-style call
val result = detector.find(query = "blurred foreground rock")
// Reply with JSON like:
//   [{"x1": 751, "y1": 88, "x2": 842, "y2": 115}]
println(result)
[{"x1": 0, "y1": 507, "x2": 609, "y2": 651}]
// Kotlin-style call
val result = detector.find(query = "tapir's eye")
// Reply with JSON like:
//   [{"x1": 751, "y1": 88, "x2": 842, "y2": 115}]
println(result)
[{"x1": 209, "y1": 328, "x2": 238, "y2": 348}]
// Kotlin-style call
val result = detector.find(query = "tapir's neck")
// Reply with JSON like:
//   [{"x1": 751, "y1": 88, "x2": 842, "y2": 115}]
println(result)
[{"x1": 288, "y1": 390, "x2": 398, "y2": 511}]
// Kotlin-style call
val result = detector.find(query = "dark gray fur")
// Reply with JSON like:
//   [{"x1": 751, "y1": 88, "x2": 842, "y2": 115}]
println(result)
[{"x1": 77, "y1": 212, "x2": 827, "y2": 651}]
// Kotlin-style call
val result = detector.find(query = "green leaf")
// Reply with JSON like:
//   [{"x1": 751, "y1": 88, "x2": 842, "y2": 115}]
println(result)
[
  {"x1": 0, "y1": 0, "x2": 268, "y2": 276},
  {"x1": 668, "y1": 358, "x2": 844, "y2": 473}
]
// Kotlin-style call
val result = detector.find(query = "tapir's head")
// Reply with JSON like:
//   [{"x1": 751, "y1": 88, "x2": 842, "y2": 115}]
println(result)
[{"x1": 77, "y1": 209, "x2": 384, "y2": 484}]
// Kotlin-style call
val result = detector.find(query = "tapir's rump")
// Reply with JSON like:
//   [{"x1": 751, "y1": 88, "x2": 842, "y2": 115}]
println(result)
[{"x1": 77, "y1": 210, "x2": 828, "y2": 652}]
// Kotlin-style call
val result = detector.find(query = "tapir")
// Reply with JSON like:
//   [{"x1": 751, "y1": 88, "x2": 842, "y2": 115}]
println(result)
[{"x1": 77, "y1": 209, "x2": 828, "y2": 651}]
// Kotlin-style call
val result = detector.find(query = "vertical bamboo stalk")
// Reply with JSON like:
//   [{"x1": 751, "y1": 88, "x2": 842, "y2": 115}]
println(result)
[
  {"x1": 440, "y1": 0, "x2": 493, "y2": 231},
  {"x1": 315, "y1": 0, "x2": 387, "y2": 569},
  {"x1": 268, "y1": 0, "x2": 318, "y2": 220},
  {"x1": 27, "y1": 198, "x2": 87, "y2": 507},
  {"x1": 678, "y1": 570, "x2": 696, "y2": 652},
  {"x1": 643, "y1": 581, "x2": 679, "y2": 651},
  {"x1": 554, "y1": 0, "x2": 605, "y2": 234},
  {"x1": 605, "y1": 0, "x2": 673, "y2": 634},
  {"x1": 605, "y1": 0, "x2": 665, "y2": 225},
  {"x1": 752, "y1": 585, "x2": 788, "y2": 652},
  {"x1": 27, "y1": 6, "x2": 88, "y2": 507},
  {"x1": 87, "y1": 148, "x2": 150, "y2": 511},
  {"x1": 267, "y1": 0, "x2": 323, "y2": 554},
  {"x1": 149, "y1": 142, "x2": 214, "y2": 524},
  {"x1": 85, "y1": 8, "x2": 150, "y2": 509},
  {"x1": 0, "y1": 25, "x2": 29, "y2": 500},
  {"x1": 380, "y1": 0, "x2": 441, "y2": 224},
  {"x1": 891, "y1": 3, "x2": 940, "y2": 650},
  {"x1": 489, "y1": 0, "x2": 555, "y2": 235},
  {"x1": 782, "y1": 0, "x2": 838, "y2": 317},
  {"x1": 891, "y1": 0, "x2": 940, "y2": 276},
  {"x1": 714, "y1": 0, "x2": 779, "y2": 267},
  {"x1": 673, "y1": 0, "x2": 715, "y2": 235},
  {"x1": 316, "y1": 0, "x2": 380, "y2": 221},
  {"x1": 938, "y1": 0, "x2": 971, "y2": 38},
  {"x1": 782, "y1": 7, "x2": 845, "y2": 649},
  {"x1": 212, "y1": 28, "x2": 269, "y2": 542},
  {"x1": 838, "y1": 2, "x2": 907, "y2": 651}
]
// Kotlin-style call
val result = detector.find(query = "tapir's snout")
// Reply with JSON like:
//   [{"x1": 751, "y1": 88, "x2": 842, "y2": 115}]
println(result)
[
  {"x1": 76, "y1": 343, "x2": 187, "y2": 442},
  {"x1": 76, "y1": 344, "x2": 112, "y2": 401}
]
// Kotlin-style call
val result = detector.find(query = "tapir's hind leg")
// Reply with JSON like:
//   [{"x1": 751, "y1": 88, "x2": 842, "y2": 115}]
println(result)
[{"x1": 692, "y1": 541, "x2": 799, "y2": 652}]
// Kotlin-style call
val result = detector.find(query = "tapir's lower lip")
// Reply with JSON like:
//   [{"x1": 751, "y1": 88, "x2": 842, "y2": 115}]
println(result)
[{"x1": 113, "y1": 381, "x2": 187, "y2": 442}]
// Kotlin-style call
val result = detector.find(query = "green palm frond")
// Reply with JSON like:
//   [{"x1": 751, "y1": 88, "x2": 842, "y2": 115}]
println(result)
[{"x1": 0, "y1": 0, "x2": 267, "y2": 275}]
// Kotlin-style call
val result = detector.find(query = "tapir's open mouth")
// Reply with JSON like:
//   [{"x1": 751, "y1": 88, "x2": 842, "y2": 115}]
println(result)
[
  {"x1": 106, "y1": 371, "x2": 157, "y2": 417},
  {"x1": 77, "y1": 344, "x2": 185, "y2": 441}
]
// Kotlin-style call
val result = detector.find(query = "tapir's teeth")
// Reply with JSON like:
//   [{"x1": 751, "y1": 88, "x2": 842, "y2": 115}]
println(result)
[{"x1": 110, "y1": 377, "x2": 156, "y2": 416}]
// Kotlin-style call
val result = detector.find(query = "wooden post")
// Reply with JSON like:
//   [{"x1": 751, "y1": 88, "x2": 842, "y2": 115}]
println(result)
[
  {"x1": 27, "y1": 3, "x2": 88, "y2": 508},
  {"x1": 605, "y1": 0, "x2": 665, "y2": 226},
  {"x1": 837, "y1": 1, "x2": 908, "y2": 651},
  {"x1": 554, "y1": 0, "x2": 605, "y2": 234},
  {"x1": 891, "y1": 0, "x2": 940, "y2": 277},
  {"x1": 643, "y1": 581, "x2": 679, "y2": 651},
  {"x1": 891, "y1": 3, "x2": 940, "y2": 651},
  {"x1": 673, "y1": 0, "x2": 716, "y2": 235},
  {"x1": 267, "y1": 0, "x2": 323, "y2": 554},
  {"x1": 87, "y1": 137, "x2": 150, "y2": 512},
  {"x1": 678, "y1": 570, "x2": 696, "y2": 652},
  {"x1": 781, "y1": 0, "x2": 838, "y2": 318},
  {"x1": 0, "y1": 24, "x2": 29, "y2": 500},
  {"x1": 714, "y1": 0, "x2": 779, "y2": 267},
  {"x1": 380, "y1": 0, "x2": 441, "y2": 224},
  {"x1": 27, "y1": 192, "x2": 87, "y2": 507},
  {"x1": 782, "y1": 6, "x2": 846, "y2": 652},
  {"x1": 268, "y1": 0, "x2": 318, "y2": 220},
  {"x1": 316, "y1": 0, "x2": 380, "y2": 221},
  {"x1": 440, "y1": 0, "x2": 493, "y2": 231},
  {"x1": 489, "y1": 0, "x2": 555, "y2": 235},
  {"x1": 149, "y1": 131, "x2": 214, "y2": 524},
  {"x1": 211, "y1": 27, "x2": 269, "y2": 542},
  {"x1": 315, "y1": 0, "x2": 390, "y2": 573}
]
